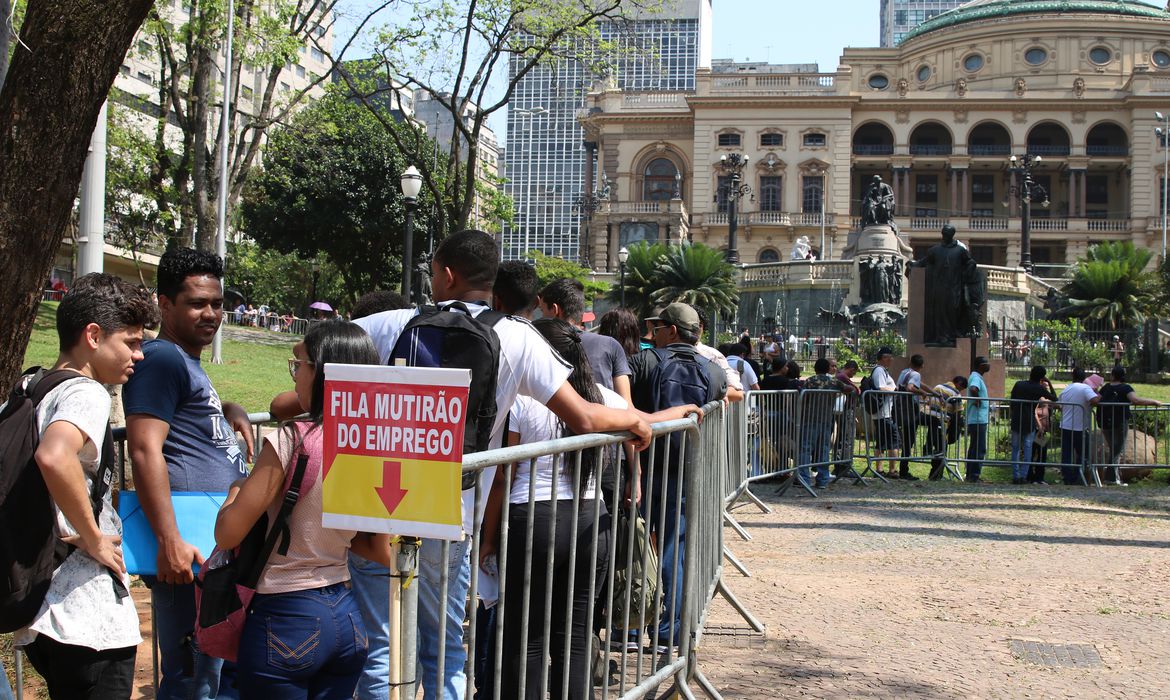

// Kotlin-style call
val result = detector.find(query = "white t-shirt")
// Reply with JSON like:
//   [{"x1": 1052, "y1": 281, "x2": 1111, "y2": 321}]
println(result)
[
  {"x1": 897, "y1": 367, "x2": 923, "y2": 405},
  {"x1": 1059, "y1": 382, "x2": 1098, "y2": 431},
  {"x1": 355, "y1": 304, "x2": 572, "y2": 533},
  {"x1": 507, "y1": 384, "x2": 626, "y2": 504},
  {"x1": 871, "y1": 365, "x2": 896, "y2": 418},
  {"x1": 15, "y1": 375, "x2": 141, "y2": 651},
  {"x1": 726, "y1": 355, "x2": 758, "y2": 388}
]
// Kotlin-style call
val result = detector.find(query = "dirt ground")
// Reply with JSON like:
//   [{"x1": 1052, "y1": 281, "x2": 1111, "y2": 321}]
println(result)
[
  {"x1": 10, "y1": 479, "x2": 1162, "y2": 698},
  {"x1": 696, "y1": 480, "x2": 1170, "y2": 699}
]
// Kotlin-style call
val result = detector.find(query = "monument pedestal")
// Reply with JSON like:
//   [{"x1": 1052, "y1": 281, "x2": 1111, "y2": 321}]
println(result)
[{"x1": 895, "y1": 267, "x2": 1005, "y2": 397}]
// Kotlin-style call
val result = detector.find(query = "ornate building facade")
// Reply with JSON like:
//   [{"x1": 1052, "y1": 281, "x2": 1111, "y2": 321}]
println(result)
[{"x1": 580, "y1": 0, "x2": 1170, "y2": 280}]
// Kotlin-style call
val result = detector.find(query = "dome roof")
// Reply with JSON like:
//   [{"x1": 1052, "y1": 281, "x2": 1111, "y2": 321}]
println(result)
[{"x1": 902, "y1": 0, "x2": 1170, "y2": 43}]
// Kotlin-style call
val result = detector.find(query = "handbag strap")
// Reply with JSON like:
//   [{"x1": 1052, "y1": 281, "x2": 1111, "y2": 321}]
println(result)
[{"x1": 240, "y1": 434, "x2": 316, "y2": 588}]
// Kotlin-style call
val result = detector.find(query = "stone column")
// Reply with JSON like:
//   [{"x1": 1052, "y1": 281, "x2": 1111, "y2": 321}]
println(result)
[
  {"x1": 950, "y1": 169, "x2": 958, "y2": 216},
  {"x1": 961, "y1": 170, "x2": 970, "y2": 214},
  {"x1": 1068, "y1": 169, "x2": 1078, "y2": 218},
  {"x1": 1079, "y1": 171, "x2": 1087, "y2": 218},
  {"x1": 1010, "y1": 171, "x2": 1019, "y2": 218}
]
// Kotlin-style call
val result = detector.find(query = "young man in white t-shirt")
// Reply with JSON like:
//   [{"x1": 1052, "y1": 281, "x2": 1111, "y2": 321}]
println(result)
[
  {"x1": 1058, "y1": 367, "x2": 1101, "y2": 485},
  {"x1": 869, "y1": 348, "x2": 901, "y2": 478},
  {"x1": 13, "y1": 274, "x2": 157, "y2": 698},
  {"x1": 355, "y1": 230, "x2": 650, "y2": 700}
]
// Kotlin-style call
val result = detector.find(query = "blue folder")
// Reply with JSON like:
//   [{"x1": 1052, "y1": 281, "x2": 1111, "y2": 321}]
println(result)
[{"x1": 118, "y1": 491, "x2": 227, "y2": 575}]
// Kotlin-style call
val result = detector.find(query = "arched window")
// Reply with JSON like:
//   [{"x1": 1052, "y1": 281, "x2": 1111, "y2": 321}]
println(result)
[
  {"x1": 758, "y1": 248, "x2": 780, "y2": 263},
  {"x1": 643, "y1": 158, "x2": 680, "y2": 201}
]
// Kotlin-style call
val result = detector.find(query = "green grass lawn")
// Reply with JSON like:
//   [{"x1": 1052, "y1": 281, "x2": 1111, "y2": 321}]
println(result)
[{"x1": 25, "y1": 302, "x2": 291, "y2": 413}]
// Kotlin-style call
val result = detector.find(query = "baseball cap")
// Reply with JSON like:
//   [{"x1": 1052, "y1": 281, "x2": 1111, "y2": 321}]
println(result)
[{"x1": 646, "y1": 302, "x2": 701, "y2": 334}]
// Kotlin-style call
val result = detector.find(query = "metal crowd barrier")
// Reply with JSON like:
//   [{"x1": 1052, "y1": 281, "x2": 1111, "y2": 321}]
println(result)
[
  {"x1": 35, "y1": 407, "x2": 757, "y2": 700},
  {"x1": 858, "y1": 391, "x2": 1170, "y2": 486},
  {"x1": 747, "y1": 389, "x2": 861, "y2": 498},
  {"x1": 721, "y1": 398, "x2": 769, "y2": 553}
]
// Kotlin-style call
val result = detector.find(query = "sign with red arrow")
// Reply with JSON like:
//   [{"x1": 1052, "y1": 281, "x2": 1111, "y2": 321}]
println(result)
[{"x1": 320, "y1": 363, "x2": 470, "y2": 540}]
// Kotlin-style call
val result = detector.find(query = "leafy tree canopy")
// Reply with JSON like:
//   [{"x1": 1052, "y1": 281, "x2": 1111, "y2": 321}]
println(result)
[
  {"x1": 607, "y1": 242, "x2": 738, "y2": 321},
  {"x1": 1060, "y1": 241, "x2": 1156, "y2": 331},
  {"x1": 529, "y1": 250, "x2": 606, "y2": 302},
  {"x1": 239, "y1": 86, "x2": 440, "y2": 305}
]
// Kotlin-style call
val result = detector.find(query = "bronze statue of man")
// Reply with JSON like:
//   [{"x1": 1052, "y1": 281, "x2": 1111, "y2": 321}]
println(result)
[
  {"x1": 909, "y1": 225, "x2": 984, "y2": 346},
  {"x1": 861, "y1": 174, "x2": 896, "y2": 228}
]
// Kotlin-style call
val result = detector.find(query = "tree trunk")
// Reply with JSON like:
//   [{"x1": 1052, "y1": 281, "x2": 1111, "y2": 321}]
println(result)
[
  {"x1": 0, "y1": 0, "x2": 155, "y2": 391},
  {"x1": 0, "y1": 0, "x2": 11, "y2": 90}
]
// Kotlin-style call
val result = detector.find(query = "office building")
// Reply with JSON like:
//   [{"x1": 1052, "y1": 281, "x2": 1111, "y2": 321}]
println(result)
[
  {"x1": 880, "y1": 0, "x2": 964, "y2": 47},
  {"x1": 501, "y1": 0, "x2": 713, "y2": 262}
]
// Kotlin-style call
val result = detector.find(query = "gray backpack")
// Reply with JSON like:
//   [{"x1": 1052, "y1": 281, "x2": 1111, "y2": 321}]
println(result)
[{"x1": 610, "y1": 507, "x2": 661, "y2": 631}]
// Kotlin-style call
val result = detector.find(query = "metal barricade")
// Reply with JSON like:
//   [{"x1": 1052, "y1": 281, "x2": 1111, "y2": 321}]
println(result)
[
  {"x1": 1088, "y1": 402, "x2": 1170, "y2": 483},
  {"x1": 745, "y1": 390, "x2": 800, "y2": 482},
  {"x1": 721, "y1": 398, "x2": 769, "y2": 552},
  {"x1": 779, "y1": 388, "x2": 860, "y2": 497},
  {"x1": 456, "y1": 400, "x2": 758, "y2": 699}
]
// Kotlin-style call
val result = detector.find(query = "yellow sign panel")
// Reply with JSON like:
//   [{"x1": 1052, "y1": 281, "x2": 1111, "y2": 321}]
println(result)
[{"x1": 321, "y1": 364, "x2": 470, "y2": 540}]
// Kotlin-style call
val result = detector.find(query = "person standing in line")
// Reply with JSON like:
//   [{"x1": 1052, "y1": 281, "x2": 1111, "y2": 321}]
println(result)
[
  {"x1": 538, "y1": 278, "x2": 632, "y2": 402},
  {"x1": 1097, "y1": 366, "x2": 1161, "y2": 485},
  {"x1": 1058, "y1": 367, "x2": 1101, "y2": 485},
  {"x1": 721, "y1": 343, "x2": 760, "y2": 391},
  {"x1": 1008, "y1": 366, "x2": 1056, "y2": 485},
  {"x1": 924, "y1": 376, "x2": 967, "y2": 481},
  {"x1": 693, "y1": 318, "x2": 744, "y2": 403},
  {"x1": 964, "y1": 356, "x2": 992, "y2": 483},
  {"x1": 123, "y1": 249, "x2": 255, "y2": 700},
  {"x1": 597, "y1": 308, "x2": 642, "y2": 358},
  {"x1": 14, "y1": 274, "x2": 157, "y2": 699},
  {"x1": 355, "y1": 230, "x2": 651, "y2": 700},
  {"x1": 869, "y1": 348, "x2": 901, "y2": 479},
  {"x1": 895, "y1": 354, "x2": 934, "y2": 481},
  {"x1": 799, "y1": 358, "x2": 850, "y2": 488}
]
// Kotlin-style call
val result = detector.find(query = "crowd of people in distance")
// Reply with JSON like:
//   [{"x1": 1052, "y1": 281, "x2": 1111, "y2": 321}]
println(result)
[{"x1": 9, "y1": 231, "x2": 742, "y2": 700}]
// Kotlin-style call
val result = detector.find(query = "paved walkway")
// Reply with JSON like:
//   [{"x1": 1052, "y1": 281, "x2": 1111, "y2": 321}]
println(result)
[{"x1": 697, "y1": 480, "x2": 1170, "y2": 698}]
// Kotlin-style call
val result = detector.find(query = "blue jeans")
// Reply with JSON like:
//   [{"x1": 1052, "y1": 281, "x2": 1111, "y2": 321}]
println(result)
[
  {"x1": 0, "y1": 656, "x2": 12, "y2": 700},
  {"x1": 348, "y1": 551, "x2": 391, "y2": 699},
  {"x1": 965, "y1": 422, "x2": 988, "y2": 481},
  {"x1": 237, "y1": 583, "x2": 367, "y2": 699},
  {"x1": 1061, "y1": 428, "x2": 1088, "y2": 485},
  {"x1": 639, "y1": 468, "x2": 685, "y2": 647},
  {"x1": 417, "y1": 537, "x2": 471, "y2": 700},
  {"x1": 798, "y1": 421, "x2": 833, "y2": 487},
  {"x1": 1010, "y1": 431, "x2": 1035, "y2": 481},
  {"x1": 149, "y1": 579, "x2": 235, "y2": 699}
]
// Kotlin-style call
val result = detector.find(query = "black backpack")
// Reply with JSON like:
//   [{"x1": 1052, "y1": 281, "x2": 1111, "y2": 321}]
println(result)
[
  {"x1": 860, "y1": 374, "x2": 881, "y2": 415},
  {"x1": 0, "y1": 368, "x2": 116, "y2": 632},
  {"x1": 389, "y1": 303, "x2": 506, "y2": 489},
  {"x1": 646, "y1": 347, "x2": 719, "y2": 469}
]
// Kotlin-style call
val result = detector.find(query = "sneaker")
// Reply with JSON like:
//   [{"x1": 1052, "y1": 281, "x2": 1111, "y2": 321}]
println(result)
[
  {"x1": 608, "y1": 638, "x2": 640, "y2": 653},
  {"x1": 899, "y1": 473, "x2": 920, "y2": 481},
  {"x1": 655, "y1": 644, "x2": 676, "y2": 655}
]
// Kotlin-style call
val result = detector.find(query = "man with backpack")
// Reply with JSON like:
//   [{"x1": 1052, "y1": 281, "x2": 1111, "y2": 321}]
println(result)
[
  {"x1": 895, "y1": 354, "x2": 935, "y2": 480},
  {"x1": 123, "y1": 249, "x2": 255, "y2": 700},
  {"x1": 626, "y1": 303, "x2": 727, "y2": 653},
  {"x1": 356, "y1": 229, "x2": 651, "y2": 700},
  {"x1": 4, "y1": 274, "x2": 157, "y2": 698}
]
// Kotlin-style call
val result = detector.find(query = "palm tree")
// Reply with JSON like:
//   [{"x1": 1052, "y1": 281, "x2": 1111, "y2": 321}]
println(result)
[
  {"x1": 652, "y1": 243, "x2": 738, "y2": 318},
  {"x1": 1061, "y1": 241, "x2": 1155, "y2": 330},
  {"x1": 607, "y1": 241, "x2": 668, "y2": 318}
]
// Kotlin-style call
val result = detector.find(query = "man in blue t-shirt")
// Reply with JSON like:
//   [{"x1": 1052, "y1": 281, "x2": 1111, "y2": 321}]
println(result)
[
  {"x1": 124, "y1": 248, "x2": 253, "y2": 700},
  {"x1": 965, "y1": 356, "x2": 992, "y2": 483}
]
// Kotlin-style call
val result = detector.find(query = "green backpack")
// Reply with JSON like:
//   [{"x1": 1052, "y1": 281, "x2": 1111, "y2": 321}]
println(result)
[{"x1": 610, "y1": 507, "x2": 661, "y2": 631}]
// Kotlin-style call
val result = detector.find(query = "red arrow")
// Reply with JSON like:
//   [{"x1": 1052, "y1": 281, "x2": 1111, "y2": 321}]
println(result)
[{"x1": 376, "y1": 460, "x2": 409, "y2": 515}]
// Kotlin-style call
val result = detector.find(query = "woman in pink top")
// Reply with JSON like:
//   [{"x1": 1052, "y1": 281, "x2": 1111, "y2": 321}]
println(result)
[{"x1": 215, "y1": 320, "x2": 392, "y2": 699}]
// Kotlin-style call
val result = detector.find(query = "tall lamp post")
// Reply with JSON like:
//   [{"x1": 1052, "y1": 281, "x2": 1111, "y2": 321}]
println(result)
[
  {"x1": 618, "y1": 246, "x2": 629, "y2": 307},
  {"x1": 400, "y1": 165, "x2": 422, "y2": 300},
  {"x1": 1005, "y1": 153, "x2": 1049, "y2": 274},
  {"x1": 573, "y1": 175, "x2": 612, "y2": 268},
  {"x1": 1156, "y1": 111, "x2": 1169, "y2": 262},
  {"x1": 716, "y1": 153, "x2": 751, "y2": 264}
]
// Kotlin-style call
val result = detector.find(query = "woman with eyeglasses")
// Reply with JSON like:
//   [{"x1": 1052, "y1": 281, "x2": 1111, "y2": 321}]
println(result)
[{"x1": 214, "y1": 319, "x2": 393, "y2": 699}]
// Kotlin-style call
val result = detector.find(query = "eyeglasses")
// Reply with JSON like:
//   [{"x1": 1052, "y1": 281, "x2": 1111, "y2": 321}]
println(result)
[
  {"x1": 288, "y1": 358, "x2": 314, "y2": 379},
  {"x1": 651, "y1": 323, "x2": 671, "y2": 334}
]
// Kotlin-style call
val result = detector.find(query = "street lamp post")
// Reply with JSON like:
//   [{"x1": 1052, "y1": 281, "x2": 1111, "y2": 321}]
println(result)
[
  {"x1": 1005, "y1": 153, "x2": 1049, "y2": 274},
  {"x1": 573, "y1": 175, "x2": 612, "y2": 269},
  {"x1": 1156, "y1": 111, "x2": 1169, "y2": 262},
  {"x1": 618, "y1": 246, "x2": 629, "y2": 307},
  {"x1": 716, "y1": 153, "x2": 751, "y2": 264},
  {"x1": 400, "y1": 165, "x2": 423, "y2": 301}
]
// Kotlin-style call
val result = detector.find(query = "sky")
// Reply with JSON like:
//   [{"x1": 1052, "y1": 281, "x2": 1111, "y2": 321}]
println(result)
[{"x1": 710, "y1": 0, "x2": 877, "y2": 71}]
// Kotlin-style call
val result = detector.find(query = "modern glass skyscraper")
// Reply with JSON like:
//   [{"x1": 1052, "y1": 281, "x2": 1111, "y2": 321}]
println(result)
[
  {"x1": 502, "y1": 1, "x2": 711, "y2": 261},
  {"x1": 880, "y1": 0, "x2": 964, "y2": 47}
]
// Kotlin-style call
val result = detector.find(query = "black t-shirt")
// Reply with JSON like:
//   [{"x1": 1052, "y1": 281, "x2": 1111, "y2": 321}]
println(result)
[
  {"x1": 1008, "y1": 380, "x2": 1056, "y2": 434},
  {"x1": 1097, "y1": 383, "x2": 1133, "y2": 428}
]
